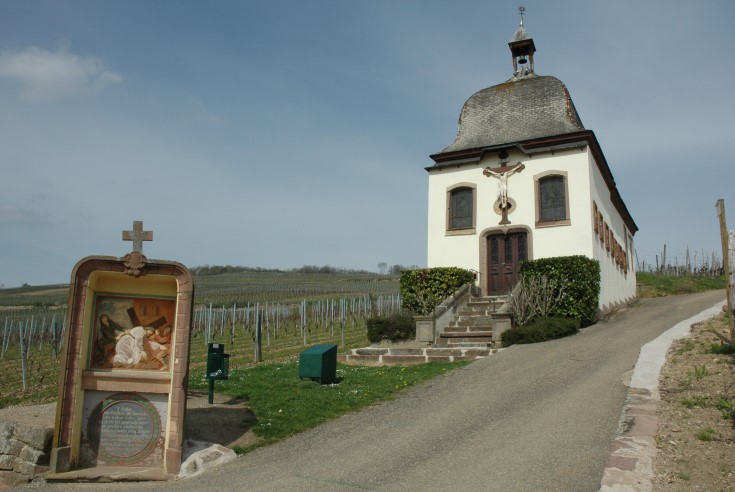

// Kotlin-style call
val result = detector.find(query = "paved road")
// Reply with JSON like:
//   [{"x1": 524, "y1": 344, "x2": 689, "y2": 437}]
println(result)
[{"x1": 34, "y1": 291, "x2": 724, "y2": 492}]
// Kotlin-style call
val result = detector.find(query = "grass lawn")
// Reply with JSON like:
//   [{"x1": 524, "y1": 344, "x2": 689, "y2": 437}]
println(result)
[
  {"x1": 636, "y1": 272, "x2": 725, "y2": 297},
  {"x1": 187, "y1": 359, "x2": 468, "y2": 454}
]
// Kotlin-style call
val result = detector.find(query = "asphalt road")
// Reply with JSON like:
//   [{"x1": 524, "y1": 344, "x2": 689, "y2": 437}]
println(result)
[{"x1": 32, "y1": 290, "x2": 725, "y2": 492}]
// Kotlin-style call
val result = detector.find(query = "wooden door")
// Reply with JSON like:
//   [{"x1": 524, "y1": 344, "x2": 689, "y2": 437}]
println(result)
[{"x1": 487, "y1": 232, "x2": 527, "y2": 295}]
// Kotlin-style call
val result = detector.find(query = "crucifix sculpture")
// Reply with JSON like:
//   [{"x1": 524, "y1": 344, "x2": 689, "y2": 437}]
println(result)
[
  {"x1": 483, "y1": 162, "x2": 525, "y2": 225},
  {"x1": 122, "y1": 220, "x2": 153, "y2": 277}
]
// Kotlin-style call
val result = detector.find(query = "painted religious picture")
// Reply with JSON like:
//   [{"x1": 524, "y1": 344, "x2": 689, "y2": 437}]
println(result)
[{"x1": 90, "y1": 294, "x2": 176, "y2": 371}]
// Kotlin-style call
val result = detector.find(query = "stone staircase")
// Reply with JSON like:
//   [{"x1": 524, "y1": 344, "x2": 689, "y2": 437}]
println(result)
[
  {"x1": 434, "y1": 295, "x2": 509, "y2": 348},
  {"x1": 339, "y1": 295, "x2": 511, "y2": 366}
]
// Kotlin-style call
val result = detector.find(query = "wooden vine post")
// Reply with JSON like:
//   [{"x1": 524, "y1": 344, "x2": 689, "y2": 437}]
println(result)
[{"x1": 716, "y1": 199, "x2": 735, "y2": 340}]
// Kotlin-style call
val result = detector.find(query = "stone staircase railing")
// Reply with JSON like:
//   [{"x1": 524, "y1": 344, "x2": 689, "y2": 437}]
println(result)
[{"x1": 414, "y1": 283, "x2": 479, "y2": 343}]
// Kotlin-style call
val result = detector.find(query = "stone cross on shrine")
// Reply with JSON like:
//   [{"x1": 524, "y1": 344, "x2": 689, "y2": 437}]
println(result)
[
  {"x1": 122, "y1": 220, "x2": 153, "y2": 253},
  {"x1": 483, "y1": 162, "x2": 525, "y2": 225}
]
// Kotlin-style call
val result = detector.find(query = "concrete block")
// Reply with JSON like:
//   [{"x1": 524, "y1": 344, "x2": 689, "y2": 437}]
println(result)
[
  {"x1": 178, "y1": 441, "x2": 236, "y2": 479},
  {"x1": 414, "y1": 317, "x2": 434, "y2": 343}
]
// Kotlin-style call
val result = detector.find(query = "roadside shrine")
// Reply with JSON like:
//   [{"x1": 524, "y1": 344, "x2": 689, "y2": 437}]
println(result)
[{"x1": 48, "y1": 221, "x2": 194, "y2": 481}]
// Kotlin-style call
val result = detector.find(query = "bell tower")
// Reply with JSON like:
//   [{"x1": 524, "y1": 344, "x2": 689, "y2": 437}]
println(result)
[{"x1": 508, "y1": 6, "x2": 536, "y2": 78}]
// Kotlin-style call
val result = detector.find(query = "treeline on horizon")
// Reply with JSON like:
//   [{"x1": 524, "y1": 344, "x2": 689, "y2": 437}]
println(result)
[
  {"x1": 190, "y1": 264, "x2": 415, "y2": 276},
  {"x1": 1, "y1": 264, "x2": 419, "y2": 292}
]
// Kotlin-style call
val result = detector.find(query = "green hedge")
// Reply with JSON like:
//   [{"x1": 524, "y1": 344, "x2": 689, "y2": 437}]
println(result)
[
  {"x1": 520, "y1": 255, "x2": 600, "y2": 327},
  {"x1": 366, "y1": 313, "x2": 416, "y2": 343},
  {"x1": 400, "y1": 267, "x2": 476, "y2": 316},
  {"x1": 501, "y1": 317, "x2": 581, "y2": 347}
]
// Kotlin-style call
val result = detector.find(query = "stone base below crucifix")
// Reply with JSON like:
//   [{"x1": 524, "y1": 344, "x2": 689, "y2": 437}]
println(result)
[
  {"x1": 494, "y1": 199, "x2": 516, "y2": 225},
  {"x1": 499, "y1": 206, "x2": 511, "y2": 225}
]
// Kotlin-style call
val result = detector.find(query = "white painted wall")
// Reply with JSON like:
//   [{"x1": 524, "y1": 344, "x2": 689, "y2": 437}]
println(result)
[
  {"x1": 587, "y1": 152, "x2": 637, "y2": 310},
  {"x1": 427, "y1": 145, "x2": 636, "y2": 312}
]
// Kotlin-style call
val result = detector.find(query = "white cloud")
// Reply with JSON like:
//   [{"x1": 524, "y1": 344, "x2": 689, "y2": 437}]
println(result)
[{"x1": 0, "y1": 44, "x2": 121, "y2": 102}]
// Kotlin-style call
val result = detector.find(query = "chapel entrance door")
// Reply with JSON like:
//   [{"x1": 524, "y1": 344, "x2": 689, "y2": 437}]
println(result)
[{"x1": 487, "y1": 232, "x2": 527, "y2": 295}]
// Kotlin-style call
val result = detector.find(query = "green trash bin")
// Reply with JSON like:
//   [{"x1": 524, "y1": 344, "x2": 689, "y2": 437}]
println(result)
[
  {"x1": 206, "y1": 343, "x2": 229, "y2": 404},
  {"x1": 299, "y1": 344, "x2": 337, "y2": 384},
  {"x1": 207, "y1": 343, "x2": 229, "y2": 381}
]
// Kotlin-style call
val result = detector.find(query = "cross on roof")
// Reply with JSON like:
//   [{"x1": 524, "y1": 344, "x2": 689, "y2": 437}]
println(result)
[{"x1": 122, "y1": 220, "x2": 153, "y2": 254}]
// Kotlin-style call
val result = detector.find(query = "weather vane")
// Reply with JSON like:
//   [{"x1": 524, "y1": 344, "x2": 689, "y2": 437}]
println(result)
[{"x1": 519, "y1": 5, "x2": 526, "y2": 25}]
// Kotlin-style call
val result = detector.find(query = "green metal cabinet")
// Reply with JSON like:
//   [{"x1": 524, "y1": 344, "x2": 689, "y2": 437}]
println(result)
[{"x1": 299, "y1": 344, "x2": 337, "y2": 384}]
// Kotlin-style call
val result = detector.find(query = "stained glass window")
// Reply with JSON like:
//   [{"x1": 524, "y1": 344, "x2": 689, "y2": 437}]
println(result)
[
  {"x1": 518, "y1": 235, "x2": 527, "y2": 261},
  {"x1": 539, "y1": 176, "x2": 566, "y2": 221},
  {"x1": 450, "y1": 187, "x2": 473, "y2": 229}
]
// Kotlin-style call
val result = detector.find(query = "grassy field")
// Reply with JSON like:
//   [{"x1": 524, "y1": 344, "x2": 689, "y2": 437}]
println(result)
[{"x1": 636, "y1": 272, "x2": 725, "y2": 297}]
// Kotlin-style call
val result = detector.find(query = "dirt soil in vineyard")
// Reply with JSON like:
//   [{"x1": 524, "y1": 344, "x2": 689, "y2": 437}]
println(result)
[{"x1": 652, "y1": 314, "x2": 735, "y2": 490}]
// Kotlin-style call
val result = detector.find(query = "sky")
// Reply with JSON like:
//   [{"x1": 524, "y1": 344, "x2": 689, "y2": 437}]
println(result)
[{"x1": 1, "y1": 0, "x2": 734, "y2": 288}]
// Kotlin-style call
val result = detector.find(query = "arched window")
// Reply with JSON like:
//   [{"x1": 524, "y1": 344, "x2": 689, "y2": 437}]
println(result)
[
  {"x1": 447, "y1": 186, "x2": 475, "y2": 230},
  {"x1": 535, "y1": 172, "x2": 569, "y2": 226}
]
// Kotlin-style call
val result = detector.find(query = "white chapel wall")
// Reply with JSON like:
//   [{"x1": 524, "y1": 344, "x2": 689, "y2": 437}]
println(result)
[
  {"x1": 587, "y1": 151, "x2": 637, "y2": 312},
  {"x1": 428, "y1": 147, "x2": 596, "y2": 271},
  {"x1": 428, "y1": 145, "x2": 636, "y2": 312}
]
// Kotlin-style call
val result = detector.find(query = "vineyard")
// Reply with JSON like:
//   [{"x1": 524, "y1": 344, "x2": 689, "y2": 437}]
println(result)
[
  {"x1": 0, "y1": 270, "x2": 402, "y2": 408},
  {"x1": 636, "y1": 245, "x2": 723, "y2": 276}
]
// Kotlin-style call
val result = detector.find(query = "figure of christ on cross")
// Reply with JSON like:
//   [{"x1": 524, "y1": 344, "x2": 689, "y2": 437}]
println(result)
[
  {"x1": 483, "y1": 162, "x2": 525, "y2": 225},
  {"x1": 483, "y1": 162, "x2": 525, "y2": 209}
]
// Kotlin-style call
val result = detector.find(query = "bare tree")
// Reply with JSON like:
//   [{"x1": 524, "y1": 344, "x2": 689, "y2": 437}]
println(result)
[{"x1": 506, "y1": 274, "x2": 565, "y2": 326}]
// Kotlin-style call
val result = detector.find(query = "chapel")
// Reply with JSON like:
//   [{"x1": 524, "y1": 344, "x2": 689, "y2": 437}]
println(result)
[{"x1": 425, "y1": 9, "x2": 638, "y2": 313}]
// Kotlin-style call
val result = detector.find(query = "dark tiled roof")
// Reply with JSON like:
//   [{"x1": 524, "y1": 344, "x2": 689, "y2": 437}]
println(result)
[
  {"x1": 437, "y1": 75, "x2": 585, "y2": 154},
  {"x1": 510, "y1": 23, "x2": 531, "y2": 43}
]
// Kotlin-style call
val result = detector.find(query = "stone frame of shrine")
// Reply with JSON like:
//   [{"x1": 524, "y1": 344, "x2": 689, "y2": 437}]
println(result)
[{"x1": 49, "y1": 230, "x2": 194, "y2": 480}]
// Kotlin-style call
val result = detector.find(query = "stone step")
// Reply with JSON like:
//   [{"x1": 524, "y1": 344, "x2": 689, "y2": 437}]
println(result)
[
  {"x1": 450, "y1": 315, "x2": 495, "y2": 327},
  {"x1": 439, "y1": 331, "x2": 493, "y2": 339},
  {"x1": 444, "y1": 325, "x2": 494, "y2": 333},
  {"x1": 437, "y1": 336, "x2": 494, "y2": 344},
  {"x1": 459, "y1": 305, "x2": 505, "y2": 316},
  {"x1": 338, "y1": 346, "x2": 501, "y2": 366},
  {"x1": 432, "y1": 341, "x2": 495, "y2": 349},
  {"x1": 461, "y1": 304, "x2": 496, "y2": 313}
]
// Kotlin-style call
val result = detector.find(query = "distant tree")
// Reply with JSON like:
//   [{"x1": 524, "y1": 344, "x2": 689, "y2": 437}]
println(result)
[
  {"x1": 377, "y1": 262, "x2": 388, "y2": 275},
  {"x1": 389, "y1": 264, "x2": 405, "y2": 275}
]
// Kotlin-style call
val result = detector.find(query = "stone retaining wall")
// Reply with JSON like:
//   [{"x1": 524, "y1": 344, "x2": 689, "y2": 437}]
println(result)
[{"x1": 0, "y1": 417, "x2": 53, "y2": 487}]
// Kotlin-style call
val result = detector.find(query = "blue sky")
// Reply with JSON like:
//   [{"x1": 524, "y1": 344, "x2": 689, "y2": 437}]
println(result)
[{"x1": 1, "y1": 1, "x2": 734, "y2": 287}]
